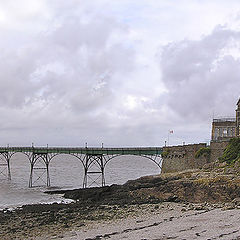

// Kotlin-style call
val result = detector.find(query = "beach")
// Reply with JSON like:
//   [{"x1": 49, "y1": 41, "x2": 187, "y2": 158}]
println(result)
[
  {"x1": 63, "y1": 204, "x2": 240, "y2": 240},
  {"x1": 1, "y1": 202, "x2": 239, "y2": 240},
  {"x1": 1, "y1": 164, "x2": 240, "y2": 240},
  {"x1": 1, "y1": 158, "x2": 240, "y2": 240}
]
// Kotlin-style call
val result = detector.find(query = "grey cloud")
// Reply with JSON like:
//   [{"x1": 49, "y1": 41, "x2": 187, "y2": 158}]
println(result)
[
  {"x1": 159, "y1": 26, "x2": 240, "y2": 121},
  {"x1": 36, "y1": 15, "x2": 134, "y2": 113},
  {"x1": 0, "y1": 5, "x2": 135, "y2": 110},
  {"x1": 0, "y1": 1, "x2": 138, "y2": 145},
  {"x1": 0, "y1": 49, "x2": 39, "y2": 107},
  {"x1": 1, "y1": 1, "x2": 240, "y2": 147}
]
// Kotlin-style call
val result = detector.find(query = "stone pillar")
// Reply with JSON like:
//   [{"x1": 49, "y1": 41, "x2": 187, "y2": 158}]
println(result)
[{"x1": 236, "y1": 98, "x2": 240, "y2": 137}]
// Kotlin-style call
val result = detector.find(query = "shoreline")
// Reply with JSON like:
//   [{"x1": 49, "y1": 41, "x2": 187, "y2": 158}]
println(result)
[
  {"x1": 0, "y1": 201, "x2": 239, "y2": 240},
  {"x1": 1, "y1": 166, "x2": 240, "y2": 239}
]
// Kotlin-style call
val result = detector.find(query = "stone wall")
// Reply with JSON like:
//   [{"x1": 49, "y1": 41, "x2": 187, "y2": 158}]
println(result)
[
  {"x1": 161, "y1": 143, "x2": 208, "y2": 173},
  {"x1": 161, "y1": 141, "x2": 230, "y2": 174},
  {"x1": 209, "y1": 140, "x2": 229, "y2": 162}
]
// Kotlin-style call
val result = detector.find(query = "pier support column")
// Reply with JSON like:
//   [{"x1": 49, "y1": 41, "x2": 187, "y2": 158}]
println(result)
[
  {"x1": 83, "y1": 154, "x2": 105, "y2": 188},
  {"x1": 29, "y1": 152, "x2": 51, "y2": 188},
  {"x1": 6, "y1": 154, "x2": 11, "y2": 180},
  {"x1": 0, "y1": 152, "x2": 12, "y2": 180}
]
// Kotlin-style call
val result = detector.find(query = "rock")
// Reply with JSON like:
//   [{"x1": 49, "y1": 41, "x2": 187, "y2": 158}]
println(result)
[
  {"x1": 194, "y1": 205, "x2": 206, "y2": 211},
  {"x1": 234, "y1": 160, "x2": 240, "y2": 169},
  {"x1": 232, "y1": 197, "x2": 240, "y2": 206},
  {"x1": 222, "y1": 203, "x2": 235, "y2": 210}
]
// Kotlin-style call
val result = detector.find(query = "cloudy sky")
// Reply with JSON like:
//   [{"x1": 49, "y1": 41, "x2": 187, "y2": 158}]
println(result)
[{"x1": 0, "y1": 0, "x2": 240, "y2": 147}]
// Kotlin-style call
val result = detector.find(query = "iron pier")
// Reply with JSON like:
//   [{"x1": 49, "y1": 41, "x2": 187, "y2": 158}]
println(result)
[{"x1": 0, "y1": 146, "x2": 163, "y2": 188}]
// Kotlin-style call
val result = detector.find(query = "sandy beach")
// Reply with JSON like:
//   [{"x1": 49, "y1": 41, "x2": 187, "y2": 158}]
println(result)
[
  {"x1": 1, "y1": 165, "x2": 239, "y2": 240},
  {"x1": 33, "y1": 202, "x2": 240, "y2": 240}
]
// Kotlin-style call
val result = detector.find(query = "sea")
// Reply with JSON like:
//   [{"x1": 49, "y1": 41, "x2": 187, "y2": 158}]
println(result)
[{"x1": 0, "y1": 153, "x2": 160, "y2": 209}]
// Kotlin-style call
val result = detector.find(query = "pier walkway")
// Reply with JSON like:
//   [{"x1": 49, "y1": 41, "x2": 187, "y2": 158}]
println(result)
[{"x1": 0, "y1": 146, "x2": 163, "y2": 188}]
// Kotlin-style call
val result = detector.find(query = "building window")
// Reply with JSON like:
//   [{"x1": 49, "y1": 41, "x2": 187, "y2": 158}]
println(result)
[
  {"x1": 223, "y1": 128, "x2": 227, "y2": 137},
  {"x1": 214, "y1": 128, "x2": 219, "y2": 139}
]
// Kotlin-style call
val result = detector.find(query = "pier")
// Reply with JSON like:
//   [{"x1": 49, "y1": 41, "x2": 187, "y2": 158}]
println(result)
[{"x1": 0, "y1": 146, "x2": 163, "y2": 188}]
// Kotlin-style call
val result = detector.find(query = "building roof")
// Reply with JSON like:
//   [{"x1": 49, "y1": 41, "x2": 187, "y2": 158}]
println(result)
[
  {"x1": 237, "y1": 98, "x2": 240, "y2": 106},
  {"x1": 213, "y1": 117, "x2": 235, "y2": 123}
]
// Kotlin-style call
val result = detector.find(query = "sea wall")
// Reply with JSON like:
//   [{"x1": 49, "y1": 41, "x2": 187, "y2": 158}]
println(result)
[
  {"x1": 209, "y1": 140, "x2": 229, "y2": 163},
  {"x1": 161, "y1": 141, "x2": 229, "y2": 173},
  {"x1": 161, "y1": 143, "x2": 208, "y2": 173}
]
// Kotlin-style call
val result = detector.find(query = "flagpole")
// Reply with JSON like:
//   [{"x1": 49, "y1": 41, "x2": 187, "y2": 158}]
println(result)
[
  {"x1": 168, "y1": 130, "x2": 173, "y2": 146},
  {"x1": 168, "y1": 130, "x2": 170, "y2": 146}
]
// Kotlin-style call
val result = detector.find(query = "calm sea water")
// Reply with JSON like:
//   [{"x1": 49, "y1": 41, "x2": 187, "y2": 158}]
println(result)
[{"x1": 0, "y1": 153, "x2": 160, "y2": 209}]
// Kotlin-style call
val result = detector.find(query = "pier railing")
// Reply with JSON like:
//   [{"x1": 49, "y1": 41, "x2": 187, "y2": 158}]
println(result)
[
  {"x1": 0, "y1": 146, "x2": 163, "y2": 188},
  {"x1": 0, "y1": 146, "x2": 162, "y2": 155}
]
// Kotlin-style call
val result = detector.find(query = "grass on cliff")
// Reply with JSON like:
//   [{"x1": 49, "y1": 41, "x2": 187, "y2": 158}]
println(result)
[
  {"x1": 220, "y1": 138, "x2": 240, "y2": 164},
  {"x1": 195, "y1": 147, "x2": 211, "y2": 159}
]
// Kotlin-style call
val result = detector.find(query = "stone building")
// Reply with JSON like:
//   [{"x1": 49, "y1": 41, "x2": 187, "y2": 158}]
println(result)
[
  {"x1": 236, "y1": 98, "x2": 240, "y2": 137},
  {"x1": 211, "y1": 98, "x2": 240, "y2": 141},
  {"x1": 161, "y1": 99, "x2": 240, "y2": 174},
  {"x1": 211, "y1": 117, "x2": 236, "y2": 141},
  {"x1": 162, "y1": 98, "x2": 240, "y2": 174}
]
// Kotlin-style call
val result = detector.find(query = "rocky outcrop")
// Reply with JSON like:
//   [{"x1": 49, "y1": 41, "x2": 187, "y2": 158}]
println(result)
[{"x1": 52, "y1": 162, "x2": 240, "y2": 205}]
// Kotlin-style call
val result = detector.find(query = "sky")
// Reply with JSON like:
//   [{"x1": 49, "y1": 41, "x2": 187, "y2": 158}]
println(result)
[{"x1": 0, "y1": 0, "x2": 240, "y2": 147}]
